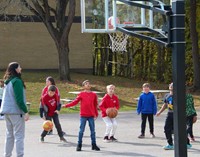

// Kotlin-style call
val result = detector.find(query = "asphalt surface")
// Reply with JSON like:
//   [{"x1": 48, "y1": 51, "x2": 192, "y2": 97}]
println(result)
[{"x1": 0, "y1": 110, "x2": 200, "y2": 157}]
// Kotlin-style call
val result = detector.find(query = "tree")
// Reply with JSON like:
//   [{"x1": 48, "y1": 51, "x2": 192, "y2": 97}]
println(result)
[
  {"x1": 188, "y1": 0, "x2": 200, "y2": 90},
  {"x1": 0, "y1": 0, "x2": 76, "y2": 81}
]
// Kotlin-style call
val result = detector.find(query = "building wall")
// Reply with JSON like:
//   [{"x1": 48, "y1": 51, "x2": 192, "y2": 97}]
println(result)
[{"x1": 0, "y1": 1, "x2": 93, "y2": 73}]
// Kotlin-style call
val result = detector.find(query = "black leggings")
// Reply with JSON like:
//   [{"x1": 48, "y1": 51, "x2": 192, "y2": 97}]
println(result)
[{"x1": 164, "y1": 112, "x2": 190, "y2": 145}]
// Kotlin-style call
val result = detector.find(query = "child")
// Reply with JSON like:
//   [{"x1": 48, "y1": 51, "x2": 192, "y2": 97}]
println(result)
[
  {"x1": 186, "y1": 87, "x2": 197, "y2": 142},
  {"x1": 62, "y1": 80, "x2": 100, "y2": 151},
  {"x1": 137, "y1": 83, "x2": 157, "y2": 138},
  {"x1": 40, "y1": 85, "x2": 67, "y2": 143},
  {"x1": 99, "y1": 84, "x2": 120, "y2": 142},
  {"x1": 0, "y1": 79, "x2": 4, "y2": 120},
  {"x1": 39, "y1": 76, "x2": 65, "y2": 135},
  {"x1": 157, "y1": 83, "x2": 192, "y2": 150}
]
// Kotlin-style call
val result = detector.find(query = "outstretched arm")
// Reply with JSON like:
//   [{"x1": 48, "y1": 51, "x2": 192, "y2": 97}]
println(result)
[
  {"x1": 156, "y1": 103, "x2": 167, "y2": 116},
  {"x1": 62, "y1": 95, "x2": 81, "y2": 108}
]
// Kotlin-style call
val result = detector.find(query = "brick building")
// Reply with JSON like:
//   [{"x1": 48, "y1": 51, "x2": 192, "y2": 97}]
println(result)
[{"x1": 0, "y1": 1, "x2": 93, "y2": 73}]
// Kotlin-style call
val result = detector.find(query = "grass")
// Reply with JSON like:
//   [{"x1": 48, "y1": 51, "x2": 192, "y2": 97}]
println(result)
[{"x1": 0, "y1": 70, "x2": 200, "y2": 115}]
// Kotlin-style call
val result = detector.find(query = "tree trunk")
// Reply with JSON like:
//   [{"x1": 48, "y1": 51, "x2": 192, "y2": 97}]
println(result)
[
  {"x1": 157, "y1": 45, "x2": 164, "y2": 81},
  {"x1": 144, "y1": 41, "x2": 149, "y2": 80},
  {"x1": 140, "y1": 44, "x2": 144, "y2": 79},
  {"x1": 5, "y1": 0, "x2": 75, "y2": 81},
  {"x1": 56, "y1": 39, "x2": 71, "y2": 81},
  {"x1": 189, "y1": 0, "x2": 200, "y2": 89}
]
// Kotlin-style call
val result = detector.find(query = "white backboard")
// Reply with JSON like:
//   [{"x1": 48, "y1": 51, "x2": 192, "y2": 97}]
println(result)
[{"x1": 80, "y1": 0, "x2": 154, "y2": 33}]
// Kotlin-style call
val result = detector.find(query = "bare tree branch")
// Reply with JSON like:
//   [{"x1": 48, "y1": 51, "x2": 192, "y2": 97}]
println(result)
[
  {"x1": 20, "y1": 0, "x2": 42, "y2": 20},
  {"x1": 0, "y1": 0, "x2": 76, "y2": 80},
  {"x1": 56, "y1": 0, "x2": 67, "y2": 31},
  {"x1": 0, "y1": 0, "x2": 13, "y2": 12},
  {"x1": 31, "y1": 0, "x2": 45, "y2": 20},
  {"x1": 42, "y1": 0, "x2": 51, "y2": 21},
  {"x1": 62, "y1": 0, "x2": 75, "y2": 41}
]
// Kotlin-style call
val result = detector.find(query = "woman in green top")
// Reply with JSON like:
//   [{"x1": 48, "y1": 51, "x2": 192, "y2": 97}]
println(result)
[{"x1": 0, "y1": 62, "x2": 29, "y2": 157}]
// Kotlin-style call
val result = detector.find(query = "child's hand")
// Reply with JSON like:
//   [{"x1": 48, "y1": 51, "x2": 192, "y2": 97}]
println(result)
[
  {"x1": 42, "y1": 116, "x2": 46, "y2": 120},
  {"x1": 62, "y1": 105, "x2": 66, "y2": 108},
  {"x1": 55, "y1": 110, "x2": 60, "y2": 114},
  {"x1": 156, "y1": 112, "x2": 161, "y2": 116}
]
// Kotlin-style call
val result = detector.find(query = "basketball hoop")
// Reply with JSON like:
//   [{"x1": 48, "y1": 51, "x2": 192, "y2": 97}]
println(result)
[
  {"x1": 108, "y1": 16, "x2": 131, "y2": 52},
  {"x1": 109, "y1": 32, "x2": 129, "y2": 52}
]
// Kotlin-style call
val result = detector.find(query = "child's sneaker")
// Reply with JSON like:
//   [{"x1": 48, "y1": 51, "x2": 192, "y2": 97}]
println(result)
[
  {"x1": 60, "y1": 137, "x2": 67, "y2": 143},
  {"x1": 150, "y1": 133, "x2": 155, "y2": 138},
  {"x1": 92, "y1": 144, "x2": 100, "y2": 151},
  {"x1": 163, "y1": 144, "x2": 174, "y2": 150},
  {"x1": 187, "y1": 144, "x2": 192, "y2": 149},
  {"x1": 190, "y1": 137, "x2": 195, "y2": 142},
  {"x1": 103, "y1": 136, "x2": 110, "y2": 142},
  {"x1": 138, "y1": 134, "x2": 145, "y2": 138},
  {"x1": 40, "y1": 136, "x2": 44, "y2": 143},
  {"x1": 110, "y1": 136, "x2": 118, "y2": 142},
  {"x1": 76, "y1": 144, "x2": 82, "y2": 151}
]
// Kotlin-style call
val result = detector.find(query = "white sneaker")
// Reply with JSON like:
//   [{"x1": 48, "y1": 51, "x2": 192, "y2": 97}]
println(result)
[{"x1": 150, "y1": 133, "x2": 155, "y2": 138}]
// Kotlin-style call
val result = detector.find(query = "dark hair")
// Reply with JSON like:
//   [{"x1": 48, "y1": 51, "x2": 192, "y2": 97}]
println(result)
[
  {"x1": 46, "y1": 76, "x2": 56, "y2": 85},
  {"x1": 3, "y1": 62, "x2": 25, "y2": 88},
  {"x1": 4, "y1": 62, "x2": 20, "y2": 79},
  {"x1": 48, "y1": 85, "x2": 56, "y2": 92}
]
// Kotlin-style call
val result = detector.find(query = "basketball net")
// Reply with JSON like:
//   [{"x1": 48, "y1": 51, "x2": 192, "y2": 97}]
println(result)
[{"x1": 109, "y1": 32, "x2": 129, "y2": 52}]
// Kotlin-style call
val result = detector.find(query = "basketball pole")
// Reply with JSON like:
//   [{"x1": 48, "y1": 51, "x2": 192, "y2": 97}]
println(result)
[{"x1": 171, "y1": 0, "x2": 187, "y2": 157}]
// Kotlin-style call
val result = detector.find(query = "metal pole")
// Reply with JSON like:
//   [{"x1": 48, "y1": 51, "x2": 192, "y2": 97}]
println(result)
[{"x1": 171, "y1": 0, "x2": 187, "y2": 157}]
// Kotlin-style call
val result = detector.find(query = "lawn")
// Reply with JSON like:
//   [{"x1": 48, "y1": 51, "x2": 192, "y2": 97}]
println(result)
[{"x1": 0, "y1": 70, "x2": 200, "y2": 115}]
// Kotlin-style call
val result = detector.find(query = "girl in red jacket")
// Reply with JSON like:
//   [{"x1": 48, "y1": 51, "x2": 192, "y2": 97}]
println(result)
[{"x1": 99, "y1": 84, "x2": 120, "y2": 142}]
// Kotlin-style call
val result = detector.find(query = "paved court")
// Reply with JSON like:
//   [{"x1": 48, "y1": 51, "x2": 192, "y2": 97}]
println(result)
[{"x1": 0, "y1": 110, "x2": 200, "y2": 157}]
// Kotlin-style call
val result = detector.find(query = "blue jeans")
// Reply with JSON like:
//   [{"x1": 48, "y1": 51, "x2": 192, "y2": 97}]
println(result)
[{"x1": 78, "y1": 117, "x2": 96, "y2": 145}]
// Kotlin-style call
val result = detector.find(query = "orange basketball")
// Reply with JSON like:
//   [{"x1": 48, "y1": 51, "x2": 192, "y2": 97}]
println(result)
[
  {"x1": 43, "y1": 120, "x2": 53, "y2": 131},
  {"x1": 106, "y1": 108, "x2": 118, "y2": 118}
]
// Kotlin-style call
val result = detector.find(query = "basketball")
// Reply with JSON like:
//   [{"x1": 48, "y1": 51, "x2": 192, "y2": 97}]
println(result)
[
  {"x1": 108, "y1": 16, "x2": 120, "y2": 29},
  {"x1": 106, "y1": 108, "x2": 118, "y2": 118},
  {"x1": 43, "y1": 120, "x2": 53, "y2": 131}
]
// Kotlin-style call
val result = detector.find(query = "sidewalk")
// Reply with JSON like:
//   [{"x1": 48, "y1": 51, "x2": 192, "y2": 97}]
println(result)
[{"x1": 0, "y1": 111, "x2": 200, "y2": 157}]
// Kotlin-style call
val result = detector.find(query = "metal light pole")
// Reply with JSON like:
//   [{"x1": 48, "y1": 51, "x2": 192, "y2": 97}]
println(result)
[{"x1": 171, "y1": 0, "x2": 187, "y2": 157}]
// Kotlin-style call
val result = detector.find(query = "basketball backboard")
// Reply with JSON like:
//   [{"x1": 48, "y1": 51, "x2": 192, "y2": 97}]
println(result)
[
  {"x1": 80, "y1": 0, "x2": 155, "y2": 33},
  {"x1": 81, "y1": 0, "x2": 172, "y2": 47}
]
